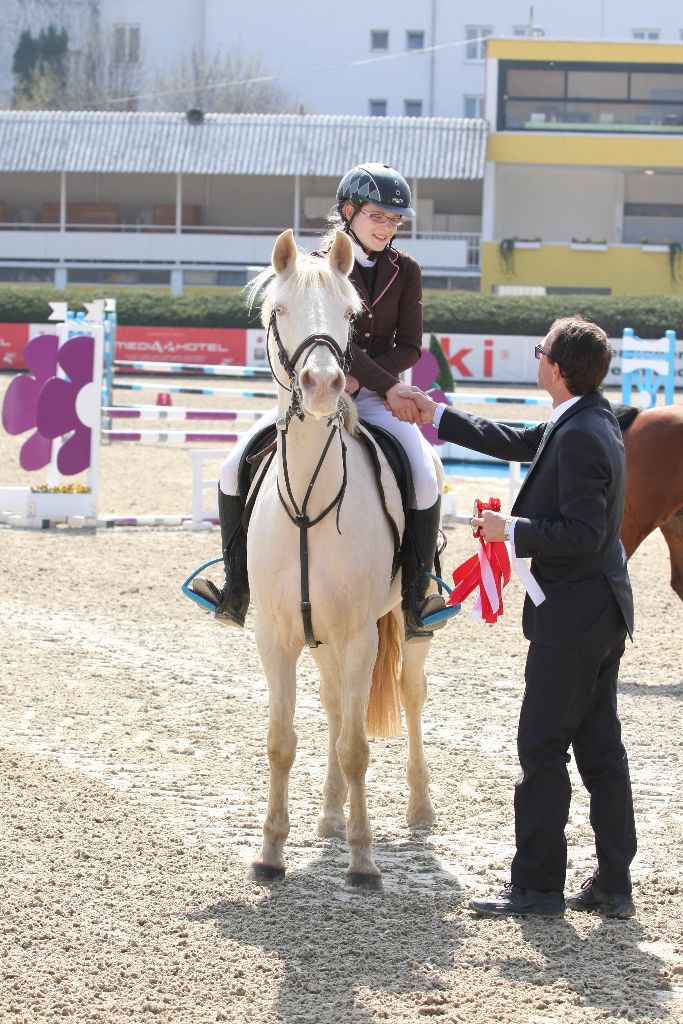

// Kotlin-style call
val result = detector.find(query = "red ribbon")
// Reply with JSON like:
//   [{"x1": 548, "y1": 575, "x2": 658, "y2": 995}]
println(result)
[{"x1": 446, "y1": 497, "x2": 512, "y2": 624}]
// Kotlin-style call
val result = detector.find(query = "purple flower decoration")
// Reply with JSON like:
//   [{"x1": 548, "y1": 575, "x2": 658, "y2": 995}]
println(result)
[
  {"x1": 1, "y1": 333, "x2": 59, "y2": 471},
  {"x1": 412, "y1": 348, "x2": 448, "y2": 447},
  {"x1": 1, "y1": 332, "x2": 97, "y2": 476},
  {"x1": 36, "y1": 334, "x2": 96, "y2": 475}
]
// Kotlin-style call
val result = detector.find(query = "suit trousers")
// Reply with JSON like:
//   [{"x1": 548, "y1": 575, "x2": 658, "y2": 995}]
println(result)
[{"x1": 511, "y1": 597, "x2": 637, "y2": 894}]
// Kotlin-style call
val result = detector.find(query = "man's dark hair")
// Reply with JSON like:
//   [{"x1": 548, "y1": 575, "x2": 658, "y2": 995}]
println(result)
[{"x1": 546, "y1": 316, "x2": 612, "y2": 395}]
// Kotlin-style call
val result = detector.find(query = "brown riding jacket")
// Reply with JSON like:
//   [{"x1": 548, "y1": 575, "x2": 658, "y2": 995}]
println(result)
[{"x1": 315, "y1": 244, "x2": 423, "y2": 397}]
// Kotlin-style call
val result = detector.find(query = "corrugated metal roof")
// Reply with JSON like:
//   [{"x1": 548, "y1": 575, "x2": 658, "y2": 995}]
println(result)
[{"x1": 0, "y1": 110, "x2": 487, "y2": 179}]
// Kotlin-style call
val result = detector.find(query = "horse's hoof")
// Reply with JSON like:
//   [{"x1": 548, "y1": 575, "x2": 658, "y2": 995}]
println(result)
[
  {"x1": 407, "y1": 808, "x2": 437, "y2": 830},
  {"x1": 317, "y1": 814, "x2": 346, "y2": 839},
  {"x1": 344, "y1": 872, "x2": 383, "y2": 892},
  {"x1": 249, "y1": 861, "x2": 285, "y2": 883}
]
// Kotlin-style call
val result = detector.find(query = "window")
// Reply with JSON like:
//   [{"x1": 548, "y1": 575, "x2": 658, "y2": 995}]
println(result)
[
  {"x1": 406, "y1": 31, "x2": 424, "y2": 50},
  {"x1": 465, "y1": 26, "x2": 492, "y2": 61},
  {"x1": 370, "y1": 30, "x2": 389, "y2": 50},
  {"x1": 464, "y1": 95, "x2": 484, "y2": 118},
  {"x1": 499, "y1": 60, "x2": 683, "y2": 134},
  {"x1": 369, "y1": 99, "x2": 387, "y2": 117},
  {"x1": 632, "y1": 28, "x2": 660, "y2": 41},
  {"x1": 114, "y1": 23, "x2": 140, "y2": 64},
  {"x1": 404, "y1": 99, "x2": 422, "y2": 117}
]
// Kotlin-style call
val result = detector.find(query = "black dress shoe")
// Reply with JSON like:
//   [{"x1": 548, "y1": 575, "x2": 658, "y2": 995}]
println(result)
[
  {"x1": 566, "y1": 873, "x2": 635, "y2": 919},
  {"x1": 469, "y1": 883, "x2": 565, "y2": 918}
]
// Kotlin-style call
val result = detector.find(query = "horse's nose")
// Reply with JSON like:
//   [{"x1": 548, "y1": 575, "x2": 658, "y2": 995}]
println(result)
[{"x1": 299, "y1": 365, "x2": 345, "y2": 396}]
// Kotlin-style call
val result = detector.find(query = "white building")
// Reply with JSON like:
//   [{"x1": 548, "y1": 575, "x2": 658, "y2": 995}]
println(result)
[
  {"x1": 2, "y1": 1, "x2": 683, "y2": 117},
  {"x1": 0, "y1": 110, "x2": 486, "y2": 291}
]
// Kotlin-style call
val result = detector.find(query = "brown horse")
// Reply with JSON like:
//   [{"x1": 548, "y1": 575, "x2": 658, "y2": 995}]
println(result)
[{"x1": 620, "y1": 404, "x2": 683, "y2": 602}]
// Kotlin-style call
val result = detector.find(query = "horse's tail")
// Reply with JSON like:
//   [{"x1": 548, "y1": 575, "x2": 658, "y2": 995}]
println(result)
[{"x1": 366, "y1": 612, "x2": 403, "y2": 739}]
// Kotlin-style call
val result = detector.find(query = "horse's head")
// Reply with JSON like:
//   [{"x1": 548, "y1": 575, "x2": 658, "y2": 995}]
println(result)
[{"x1": 260, "y1": 229, "x2": 362, "y2": 420}]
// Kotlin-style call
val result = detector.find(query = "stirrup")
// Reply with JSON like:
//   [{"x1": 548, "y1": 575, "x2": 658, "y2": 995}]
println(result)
[
  {"x1": 181, "y1": 557, "x2": 224, "y2": 612},
  {"x1": 419, "y1": 572, "x2": 461, "y2": 629}
]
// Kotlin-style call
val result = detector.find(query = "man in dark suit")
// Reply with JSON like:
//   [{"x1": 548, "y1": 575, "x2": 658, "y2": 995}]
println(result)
[{"x1": 398, "y1": 316, "x2": 637, "y2": 919}]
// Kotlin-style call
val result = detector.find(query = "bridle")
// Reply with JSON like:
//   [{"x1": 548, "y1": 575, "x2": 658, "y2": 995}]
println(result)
[{"x1": 266, "y1": 307, "x2": 351, "y2": 648}]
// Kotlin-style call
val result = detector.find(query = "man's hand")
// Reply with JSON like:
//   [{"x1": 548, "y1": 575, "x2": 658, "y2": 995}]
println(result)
[
  {"x1": 344, "y1": 374, "x2": 360, "y2": 396},
  {"x1": 384, "y1": 383, "x2": 420, "y2": 423},
  {"x1": 389, "y1": 385, "x2": 438, "y2": 425},
  {"x1": 471, "y1": 510, "x2": 508, "y2": 542}
]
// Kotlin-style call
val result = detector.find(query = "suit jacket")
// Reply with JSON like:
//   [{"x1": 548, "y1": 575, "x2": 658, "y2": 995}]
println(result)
[
  {"x1": 438, "y1": 391, "x2": 634, "y2": 648},
  {"x1": 314, "y1": 244, "x2": 423, "y2": 396}
]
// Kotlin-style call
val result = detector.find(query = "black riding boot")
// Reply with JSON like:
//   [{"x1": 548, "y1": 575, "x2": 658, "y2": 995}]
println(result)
[
  {"x1": 402, "y1": 497, "x2": 447, "y2": 640},
  {"x1": 191, "y1": 489, "x2": 250, "y2": 627}
]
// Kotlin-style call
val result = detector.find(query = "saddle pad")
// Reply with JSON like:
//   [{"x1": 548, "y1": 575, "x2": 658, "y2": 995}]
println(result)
[
  {"x1": 236, "y1": 419, "x2": 405, "y2": 573},
  {"x1": 610, "y1": 403, "x2": 639, "y2": 434},
  {"x1": 357, "y1": 420, "x2": 415, "y2": 516}
]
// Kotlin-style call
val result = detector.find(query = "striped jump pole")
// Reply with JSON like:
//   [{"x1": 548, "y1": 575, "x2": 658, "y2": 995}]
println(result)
[
  {"x1": 113, "y1": 381, "x2": 278, "y2": 400},
  {"x1": 102, "y1": 405, "x2": 268, "y2": 422},
  {"x1": 113, "y1": 360, "x2": 272, "y2": 378},
  {"x1": 97, "y1": 513, "x2": 219, "y2": 528},
  {"x1": 445, "y1": 392, "x2": 551, "y2": 406},
  {"x1": 102, "y1": 429, "x2": 247, "y2": 443}
]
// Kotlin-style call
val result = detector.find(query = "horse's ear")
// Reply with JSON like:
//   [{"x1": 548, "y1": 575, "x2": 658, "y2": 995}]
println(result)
[
  {"x1": 272, "y1": 229, "x2": 298, "y2": 277},
  {"x1": 329, "y1": 230, "x2": 354, "y2": 278}
]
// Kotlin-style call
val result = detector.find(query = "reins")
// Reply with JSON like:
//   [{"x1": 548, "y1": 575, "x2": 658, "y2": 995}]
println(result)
[{"x1": 267, "y1": 307, "x2": 350, "y2": 649}]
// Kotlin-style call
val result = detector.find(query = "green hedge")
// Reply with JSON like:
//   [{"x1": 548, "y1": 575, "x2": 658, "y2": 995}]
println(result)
[
  {"x1": 0, "y1": 284, "x2": 681, "y2": 338},
  {"x1": 0, "y1": 286, "x2": 256, "y2": 328},
  {"x1": 422, "y1": 291, "x2": 683, "y2": 339}
]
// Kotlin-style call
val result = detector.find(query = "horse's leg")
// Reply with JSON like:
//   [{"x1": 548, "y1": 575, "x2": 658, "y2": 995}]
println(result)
[
  {"x1": 336, "y1": 629, "x2": 382, "y2": 890},
  {"x1": 313, "y1": 647, "x2": 347, "y2": 838},
  {"x1": 251, "y1": 634, "x2": 299, "y2": 882},
  {"x1": 660, "y1": 511, "x2": 683, "y2": 602},
  {"x1": 395, "y1": 609, "x2": 436, "y2": 828}
]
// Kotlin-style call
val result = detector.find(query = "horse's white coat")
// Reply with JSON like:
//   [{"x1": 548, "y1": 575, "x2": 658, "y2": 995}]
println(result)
[{"x1": 247, "y1": 230, "x2": 436, "y2": 886}]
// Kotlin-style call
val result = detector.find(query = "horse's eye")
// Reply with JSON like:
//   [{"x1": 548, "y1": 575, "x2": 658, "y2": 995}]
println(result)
[
  {"x1": 344, "y1": 307, "x2": 353, "y2": 320},
  {"x1": 274, "y1": 304, "x2": 286, "y2": 316}
]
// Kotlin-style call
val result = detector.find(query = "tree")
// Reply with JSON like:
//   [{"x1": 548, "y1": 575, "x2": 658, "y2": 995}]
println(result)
[
  {"x1": 7, "y1": 0, "x2": 143, "y2": 111},
  {"x1": 150, "y1": 49, "x2": 302, "y2": 114},
  {"x1": 12, "y1": 24, "x2": 68, "y2": 108}
]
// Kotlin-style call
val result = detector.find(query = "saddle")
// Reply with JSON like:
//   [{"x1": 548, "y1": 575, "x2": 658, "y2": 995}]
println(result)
[
  {"x1": 236, "y1": 419, "x2": 414, "y2": 579},
  {"x1": 611, "y1": 403, "x2": 639, "y2": 434}
]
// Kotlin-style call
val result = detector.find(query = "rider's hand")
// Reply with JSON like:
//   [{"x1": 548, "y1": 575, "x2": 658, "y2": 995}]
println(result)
[
  {"x1": 391, "y1": 385, "x2": 437, "y2": 425},
  {"x1": 384, "y1": 383, "x2": 420, "y2": 424},
  {"x1": 344, "y1": 374, "x2": 360, "y2": 396}
]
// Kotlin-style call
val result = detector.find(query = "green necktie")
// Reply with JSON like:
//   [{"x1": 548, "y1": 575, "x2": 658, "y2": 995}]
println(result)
[{"x1": 537, "y1": 419, "x2": 554, "y2": 456}]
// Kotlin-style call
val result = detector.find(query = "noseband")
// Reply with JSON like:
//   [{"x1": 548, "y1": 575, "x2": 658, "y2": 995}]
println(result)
[
  {"x1": 267, "y1": 308, "x2": 349, "y2": 422},
  {"x1": 266, "y1": 307, "x2": 351, "y2": 649}
]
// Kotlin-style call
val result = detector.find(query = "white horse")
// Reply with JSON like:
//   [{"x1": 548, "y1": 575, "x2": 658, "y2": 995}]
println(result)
[{"x1": 247, "y1": 229, "x2": 438, "y2": 890}]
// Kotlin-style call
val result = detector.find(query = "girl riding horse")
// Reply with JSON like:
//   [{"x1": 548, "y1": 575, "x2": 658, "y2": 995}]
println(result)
[{"x1": 192, "y1": 163, "x2": 447, "y2": 640}]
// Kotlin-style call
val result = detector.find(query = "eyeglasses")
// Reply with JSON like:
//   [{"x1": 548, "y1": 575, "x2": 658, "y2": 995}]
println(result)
[
  {"x1": 534, "y1": 344, "x2": 552, "y2": 360},
  {"x1": 358, "y1": 209, "x2": 405, "y2": 229}
]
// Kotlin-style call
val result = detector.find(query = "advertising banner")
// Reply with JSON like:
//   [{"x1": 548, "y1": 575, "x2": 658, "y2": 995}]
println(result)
[
  {"x1": 115, "y1": 326, "x2": 247, "y2": 365},
  {"x1": 0, "y1": 323, "x2": 248, "y2": 370},
  {"x1": 432, "y1": 332, "x2": 683, "y2": 388},
  {"x1": 3, "y1": 322, "x2": 681, "y2": 389}
]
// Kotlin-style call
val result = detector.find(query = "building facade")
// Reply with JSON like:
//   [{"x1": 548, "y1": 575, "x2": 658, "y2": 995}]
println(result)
[
  {"x1": 481, "y1": 37, "x2": 683, "y2": 295},
  {"x1": 2, "y1": 1, "x2": 683, "y2": 118},
  {"x1": 0, "y1": 111, "x2": 486, "y2": 292}
]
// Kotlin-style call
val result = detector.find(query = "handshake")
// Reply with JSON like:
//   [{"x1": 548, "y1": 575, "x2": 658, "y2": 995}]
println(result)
[{"x1": 384, "y1": 383, "x2": 439, "y2": 425}]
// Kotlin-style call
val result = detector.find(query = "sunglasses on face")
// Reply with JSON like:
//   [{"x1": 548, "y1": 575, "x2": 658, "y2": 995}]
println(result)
[{"x1": 534, "y1": 344, "x2": 552, "y2": 360}]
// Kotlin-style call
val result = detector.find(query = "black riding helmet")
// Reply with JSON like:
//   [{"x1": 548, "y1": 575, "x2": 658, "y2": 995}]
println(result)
[{"x1": 336, "y1": 163, "x2": 415, "y2": 219}]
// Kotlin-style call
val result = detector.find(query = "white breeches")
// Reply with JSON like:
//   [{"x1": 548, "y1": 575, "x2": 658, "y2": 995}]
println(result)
[{"x1": 218, "y1": 389, "x2": 439, "y2": 510}]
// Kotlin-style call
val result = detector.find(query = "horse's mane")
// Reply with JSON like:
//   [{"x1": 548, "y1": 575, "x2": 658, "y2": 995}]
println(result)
[
  {"x1": 244, "y1": 247, "x2": 362, "y2": 329},
  {"x1": 339, "y1": 392, "x2": 360, "y2": 436}
]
